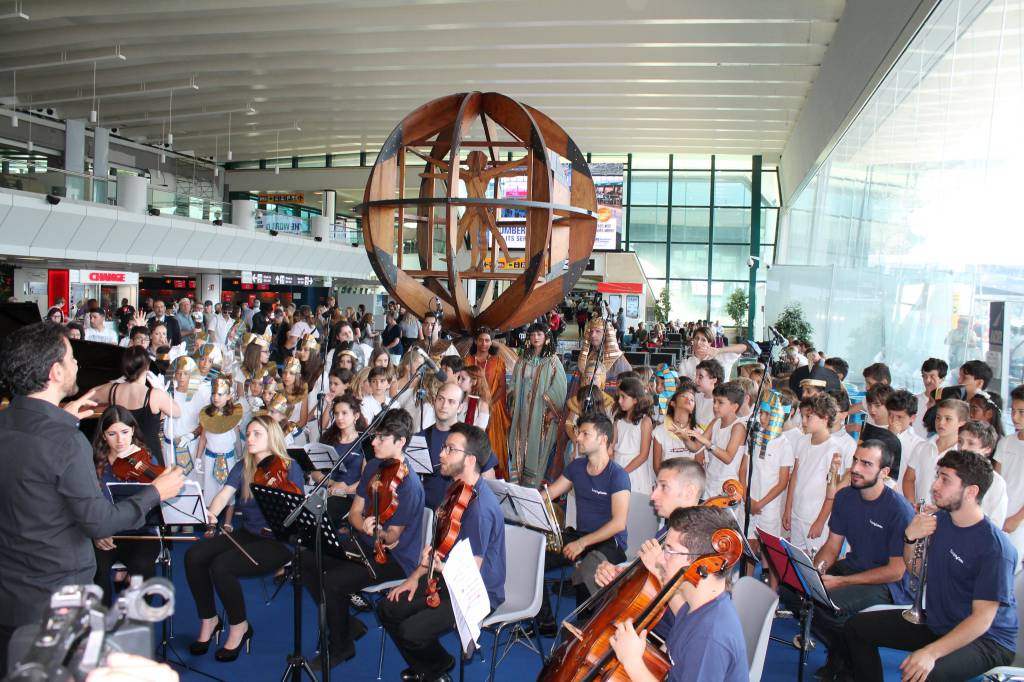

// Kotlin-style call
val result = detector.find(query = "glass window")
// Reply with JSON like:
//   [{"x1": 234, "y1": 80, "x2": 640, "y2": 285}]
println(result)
[
  {"x1": 672, "y1": 155, "x2": 713, "y2": 170},
  {"x1": 628, "y1": 207, "x2": 668, "y2": 242},
  {"x1": 632, "y1": 243, "x2": 667, "y2": 278},
  {"x1": 297, "y1": 155, "x2": 326, "y2": 168},
  {"x1": 711, "y1": 244, "x2": 751, "y2": 281},
  {"x1": 670, "y1": 244, "x2": 709, "y2": 279},
  {"x1": 710, "y1": 281, "x2": 749, "y2": 325},
  {"x1": 713, "y1": 208, "x2": 751, "y2": 243},
  {"x1": 713, "y1": 173, "x2": 752, "y2": 206},
  {"x1": 669, "y1": 280, "x2": 710, "y2": 322},
  {"x1": 761, "y1": 208, "x2": 779, "y2": 244},
  {"x1": 760, "y1": 170, "x2": 781, "y2": 208},
  {"x1": 715, "y1": 155, "x2": 753, "y2": 171},
  {"x1": 629, "y1": 172, "x2": 670, "y2": 205},
  {"x1": 671, "y1": 208, "x2": 710, "y2": 242},
  {"x1": 672, "y1": 171, "x2": 711, "y2": 206},
  {"x1": 330, "y1": 153, "x2": 363, "y2": 167},
  {"x1": 630, "y1": 154, "x2": 671, "y2": 169}
]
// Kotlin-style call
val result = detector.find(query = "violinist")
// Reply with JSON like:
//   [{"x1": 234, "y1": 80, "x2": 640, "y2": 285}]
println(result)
[
  {"x1": 537, "y1": 412, "x2": 630, "y2": 637},
  {"x1": 301, "y1": 408, "x2": 425, "y2": 671},
  {"x1": 608, "y1": 506, "x2": 748, "y2": 682},
  {"x1": 378, "y1": 422, "x2": 505, "y2": 682},
  {"x1": 184, "y1": 415, "x2": 303, "y2": 662},
  {"x1": 90, "y1": 406, "x2": 162, "y2": 605}
]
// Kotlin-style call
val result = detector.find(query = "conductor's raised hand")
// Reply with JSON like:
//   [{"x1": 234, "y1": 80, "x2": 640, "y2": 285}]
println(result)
[
  {"x1": 152, "y1": 466, "x2": 186, "y2": 501},
  {"x1": 64, "y1": 389, "x2": 98, "y2": 420}
]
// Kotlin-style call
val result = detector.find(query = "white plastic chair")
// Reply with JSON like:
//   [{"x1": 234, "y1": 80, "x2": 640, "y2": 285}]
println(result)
[
  {"x1": 732, "y1": 576, "x2": 779, "y2": 682},
  {"x1": 366, "y1": 507, "x2": 433, "y2": 680},
  {"x1": 625, "y1": 492, "x2": 659, "y2": 559},
  {"x1": 983, "y1": 570, "x2": 1024, "y2": 678},
  {"x1": 478, "y1": 525, "x2": 547, "y2": 681}
]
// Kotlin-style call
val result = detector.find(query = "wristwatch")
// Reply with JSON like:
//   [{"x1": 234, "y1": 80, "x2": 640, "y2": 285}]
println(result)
[{"x1": 903, "y1": 533, "x2": 918, "y2": 544}]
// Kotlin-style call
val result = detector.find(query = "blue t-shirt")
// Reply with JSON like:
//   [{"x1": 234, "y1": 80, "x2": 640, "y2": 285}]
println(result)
[
  {"x1": 667, "y1": 591, "x2": 748, "y2": 682},
  {"x1": 226, "y1": 457, "x2": 305, "y2": 534},
  {"x1": 926, "y1": 511, "x2": 1019, "y2": 651},
  {"x1": 454, "y1": 478, "x2": 506, "y2": 610},
  {"x1": 356, "y1": 456, "x2": 426, "y2": 576},
  {"x1": 828, "y1": 486, "x2": 915, "y2": 603},
  {"x1": 419, "y1": 426, "x2": 499, "y2": 509},
  {"x1": 329, "y1": 438, "x2": 364, "y2": 486},
  {"x1": 563, "y1": 457, "x2": 630, "y2": 549}
]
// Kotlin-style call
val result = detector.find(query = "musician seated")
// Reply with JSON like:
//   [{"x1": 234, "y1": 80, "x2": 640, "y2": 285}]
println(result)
[
  {"x1": 418, "y1": 382, "x2": 497, "y2": 510},
  {"x1": 377, "y1": 422, "x2": 506, "y2": 682},
  {"x1": 300, "y1": 407, "x2": 425, "y2": 670},
  {"x1": 90, "y1": 406, "x2": 161, "y2": 606},
  {"x1": 845, "y1": 450, "x2": 1019, "y2": 682},
  {"x1": 780, "y1": 439, "x2": 914, "y2": 681},
  {"x1": 537, "y1": 412, "x2": 630, "y2": 636},
  {"x1": 184, "y1": 415, "x2": 304, "y2": 662},
  {"x1": 609, "y1": 506, "x2": 748, "y2": 682}
]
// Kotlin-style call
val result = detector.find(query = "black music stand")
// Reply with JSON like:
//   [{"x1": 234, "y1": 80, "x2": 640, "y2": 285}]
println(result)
[{"x1": 756, "y1": 528, "x2": 838, "y2": 682}]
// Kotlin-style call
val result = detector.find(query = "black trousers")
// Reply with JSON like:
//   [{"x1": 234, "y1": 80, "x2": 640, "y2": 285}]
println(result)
[
  {"x1": 377, "y1": 575, "x2": 460, "y2": 676},
  {"x1": 539, "y1": 529, "x2": 626, "y2": 621},
  {"x1": 299, "y1": 549, "x2": 403, "y2": 650},
  {"x1": 845, "y1": 608, "x2": 1014, "y2": 681},
  {"x1": 778, "y1": 559, "x2": 892, "y2": 666},
  {"x1": 93, "y1": 540, "x2": 161, "y2": 606},
  {"x1": 0, "y1": 623, "x2": 15, "y2": 676},
  {"x1": 184, "y1": 529, "x2": 291, "y2": 625}
]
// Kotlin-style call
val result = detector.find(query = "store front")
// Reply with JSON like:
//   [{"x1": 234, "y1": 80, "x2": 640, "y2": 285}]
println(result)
[
  {"x1": 222, "y1": 271, "x2": 330, "y2": 312},
  {"x1": 69, "y1": 269, "x2": 139, "y2": 315},
  {"x1": 139, "y1": 276, "x2": 198, "y2": 307}
]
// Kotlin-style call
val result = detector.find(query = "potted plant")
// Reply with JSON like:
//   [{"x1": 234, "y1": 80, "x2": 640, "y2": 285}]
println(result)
[{"x1": 724, "y1": 288, "x2": 749, "y2": 340}]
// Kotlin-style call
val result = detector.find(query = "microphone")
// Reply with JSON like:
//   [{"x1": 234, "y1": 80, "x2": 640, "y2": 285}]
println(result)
[
  {"x1": 414, "y1": 346, "x2": 448, "y2": 382},
  {"x1": 767, "y1": 326, "x2": 789, "y2": 349}
]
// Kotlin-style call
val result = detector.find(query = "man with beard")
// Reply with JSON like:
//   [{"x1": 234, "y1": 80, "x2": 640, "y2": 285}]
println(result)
[
  {"x1": 782, "y1": 439, "x2": 914, "y2": 681},
  {"x1": 845, "y1": 450, "x2": 1019, "y2": 682},
  {"x1": 0, "y1": 323, "x2": 185, "y2": 671}
]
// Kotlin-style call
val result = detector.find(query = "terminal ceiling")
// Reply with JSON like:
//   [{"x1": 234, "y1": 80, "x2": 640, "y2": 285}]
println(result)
[{"x1": 1, "y1": 0, "x2": 844, "y2": 163}]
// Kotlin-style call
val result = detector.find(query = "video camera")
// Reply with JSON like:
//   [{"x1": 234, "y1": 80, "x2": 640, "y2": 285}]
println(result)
[{"x1": 4, "y1": 577, "x2": 174, "y2": 682}]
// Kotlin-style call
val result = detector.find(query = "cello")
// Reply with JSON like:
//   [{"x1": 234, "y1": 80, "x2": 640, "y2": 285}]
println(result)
[
  {"x1": 539, "y1": 526, "x2": 744, "y2": 681},
  {"x1": 423, "y1": 481, "x2": 476, "y2": 608},
  {"x1": 369, "y1": 458, "x2": 408, "y2": 564}
]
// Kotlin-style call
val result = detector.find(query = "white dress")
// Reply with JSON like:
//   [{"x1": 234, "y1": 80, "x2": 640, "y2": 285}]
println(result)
[
  {"x1": 614, "y1": 418, "x2": 654, "y2": 494},
  {"x1": 202, "y1": 427, "x2": 239, "y2": 503}
]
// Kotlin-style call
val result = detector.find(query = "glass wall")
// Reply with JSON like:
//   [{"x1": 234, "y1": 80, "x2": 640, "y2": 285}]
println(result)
[
  {"x1": 624, "y1": 154, "x2": 779, "y2": 333},
  {"x1": 774, "y1": 0, "x2": 1024, "y2": 393}
]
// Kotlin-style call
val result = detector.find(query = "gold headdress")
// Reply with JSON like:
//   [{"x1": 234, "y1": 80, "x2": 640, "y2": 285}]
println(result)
[
  {"x1": 195, "y1": 343, "x2": 224, "y2": 369},
  {"x1": 244, "y1": 330, "x2": 271, "y2": 350},
  {"x1": 577, "y1": 317, "x2": 624, "y2": 374},
  {"x1": 283, "y1": 356, "x2": 302, "y2": 375},
  {"x1": 298, "y1": 333, "x2": 320, "y2": 354},
  {"x1": 169, "y1": 356, "x2": 202, "y2": 399},
  {"x1": 210, "y1": 375, "x2": 233, "y2": 397}
]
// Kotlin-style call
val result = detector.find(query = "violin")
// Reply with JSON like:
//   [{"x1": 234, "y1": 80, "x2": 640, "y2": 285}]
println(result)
[
  {"x1": 370, "y1": 458, "x2": 409, "y2": 564},
  {"x1": 539, "y1": 527, "x2": 744, "y2": 681},
  {"x1": 111, "y1": 446, "x2": 165, "y2": 482},
  {"x1": 253, "y1": 456, "x2": 302, "y2": 495},
  {"x1": 425, "y1": 481, "x2": 476, "y2": 608}
]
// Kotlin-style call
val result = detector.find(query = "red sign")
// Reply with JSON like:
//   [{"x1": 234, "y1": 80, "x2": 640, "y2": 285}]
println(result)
[
  {"x1": 173, "y1": 279, "x2": 187, "y2": 289},
  {"x1": 597, "y1": 282, "x2": 643, "y2": 294},
  {"x1": 89, "y1": 271, "x2": 125, "y2": 283}
]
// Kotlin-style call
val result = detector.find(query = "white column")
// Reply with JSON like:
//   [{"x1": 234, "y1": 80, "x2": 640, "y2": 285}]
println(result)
[
  {"x1": 311, "y1": 216, "x2": 330, "y2": 241},
  {"x1": 117, "y1": 175, "x2": 149, "y2": 213},
  {"x1": 232, "y1": 199, "x2": 256, "y2": 231}
]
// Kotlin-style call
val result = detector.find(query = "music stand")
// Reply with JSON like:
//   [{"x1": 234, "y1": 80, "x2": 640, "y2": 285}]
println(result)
[
  {"x1": 405, "y1": 434, "x2": 435, "y2": 476},
  {"x1": 485, "y1": 479, "x2": 558, "y2": 536},
  {"x1": 756, "y1": 528, "x2": 838, "y2": 682},
  {"x1": 288, "y1": 443, "x2": 342, "y2": 474}
]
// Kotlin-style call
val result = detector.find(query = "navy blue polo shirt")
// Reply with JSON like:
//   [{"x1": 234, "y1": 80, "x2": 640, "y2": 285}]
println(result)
[
  {"x1": 419, "y1": 425, "x2": 498, "y2": 509},
  {"x1": 226, "y1": 458, "x2": 305, "y2": 534},
  {"x1": 563, "y1": 457, "x2": 630, "y2": 549},
  {"x1": 356, "y1": 456, "x2": 425, "y2": 576},
  {"x1": 329, "y1": 438, "x2": 364, "y2": 486},
  {"x1": 667, "y1": 591, "x2": 748, "y2": 682},
  {"x1": 454, "y1": 477, "x2": 506, "y2": 610}
]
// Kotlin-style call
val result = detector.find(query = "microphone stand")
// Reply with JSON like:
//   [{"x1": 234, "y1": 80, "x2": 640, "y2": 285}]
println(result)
[{"x1": 282, "y1": 362, "x2": 430, "y2": 682}]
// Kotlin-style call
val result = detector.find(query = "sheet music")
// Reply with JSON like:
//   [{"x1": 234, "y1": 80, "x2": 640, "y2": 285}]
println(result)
[
  {"x1": 105, "y1": 480, "x2": 208, "y2": 526},
  {"x1": 405, "y1": 435, "x2": 434, "y2": 475},
  {"x1": 484, "y1": 479, "x2": 555, "y2": 533},
  {"x1": 443, "y1": 539, "x2": 489, "y2": 655}
]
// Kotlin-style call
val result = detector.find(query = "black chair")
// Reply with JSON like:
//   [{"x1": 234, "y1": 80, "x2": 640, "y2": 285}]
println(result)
[
  {"x1": 648, "y1": 352, "x2": 676, "y2": 367},
  {"x1": 624, "y1": 351, "x2": 649, "y2": 366}
]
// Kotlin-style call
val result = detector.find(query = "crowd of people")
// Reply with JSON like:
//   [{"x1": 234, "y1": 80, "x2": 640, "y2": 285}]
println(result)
[{"x1": 1, "y1": 297, "x2": 1021, "y2": 682}]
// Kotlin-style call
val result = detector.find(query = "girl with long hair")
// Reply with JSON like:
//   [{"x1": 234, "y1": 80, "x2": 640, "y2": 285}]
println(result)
[
  {"x1": 318, "y1": 367, "x2": 355, "y2": 434},
  {"x1": 508, "y1": 323, "x2": 567, "y2": 485},
  {"x1": 652, "y1": 383, "x2": 704, "y2": 471},
  {"x1": 90, "y1": 406, "x2": 161, "y2": 606},
  {"x1": 280, "y1": 357, "x2": 310, "y2": 426},
  {"x1": 313, "y1": 393, "x2": 367, "y2": 497},
  {"x1": 613, "y1": 376, "x2": 657, "y2": 492},
  {"x1": 465, "y1": 327, "x2": 511, "y2": 478},
  {"x1": 184, "y1": 416, "x2": 303, "y2": 662},
  {"x1": 456, "y1": 365, "x2": 491, "y2": 429}
]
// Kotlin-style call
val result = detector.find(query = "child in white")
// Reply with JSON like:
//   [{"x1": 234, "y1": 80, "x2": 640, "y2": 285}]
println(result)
[
  {"x1": 652, "y1": 385, "x2": 703, "y2": 470},
  {"x1": 748, "y1": 400, "x2": 795, "y2": 538},
  {"x1": 959, "y1": 422, "x2": 1007, "y2": 527},
  {"x1": 612, "y1": 377, "x2": 656, "y2": 494},
  {"x1": 165, "y1": 361, "x2": 211, "y2": 484},
  {"x1": 692, "y1": 360, "x2": 723, "y2": 431},
  {"x1": 885, "y1": 389, "x2": 925, "y2": 488},
  {"x1": 995, "y1": 385, "x2": 1024, "y2": 567},
  {"x1": 685, "y1": 381, "x2": 746, "y2": 503},
  {"x1": 784, "y1": 393, "x2": 842, "y2": 555},
  {"x1": 902, "y1": 399, "x2": 968, "y2": 504}
]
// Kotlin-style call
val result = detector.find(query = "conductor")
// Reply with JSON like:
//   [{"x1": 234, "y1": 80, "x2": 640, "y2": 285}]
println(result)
[{"x1": 0, "y1": 322, "x2": 185, "y2": 672}]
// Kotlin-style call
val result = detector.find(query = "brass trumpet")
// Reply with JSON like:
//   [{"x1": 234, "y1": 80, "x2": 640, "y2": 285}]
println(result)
[{"x1": 903, "y1": 499, "x2": 932, "y2": 624}]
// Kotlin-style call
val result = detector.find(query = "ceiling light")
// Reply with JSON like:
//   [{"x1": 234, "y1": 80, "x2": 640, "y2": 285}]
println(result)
[
  {"x1": 0, "y1": 46, "x2": 124, "y2": 73},
  {"x1": 28, "y1": 75, "x2": 198, "y2": 106}
]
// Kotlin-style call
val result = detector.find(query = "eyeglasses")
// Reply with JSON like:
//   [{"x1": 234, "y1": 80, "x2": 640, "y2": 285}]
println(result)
[
  {"x1": 441, "y1": 444, "x2": 469, "y2": 456},
  {"x1": 661, "y1": 548, "x2": 705, "y2": 559},
  {"x1": 371, "y1": 433, "x2": 395, "y2": 442}
]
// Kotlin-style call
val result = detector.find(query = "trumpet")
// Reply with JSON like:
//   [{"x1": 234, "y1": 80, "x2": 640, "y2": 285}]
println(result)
[
  {"x1": 543, "y1": 483, "x2": 565, "y2": 553},
  {"x1": 903, "y1": 499, "x2": 932, "y2": 624}
]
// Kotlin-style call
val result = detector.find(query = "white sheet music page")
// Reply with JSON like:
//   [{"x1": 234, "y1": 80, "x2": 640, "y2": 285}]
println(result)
[{"x1": 443, "y1": 538, "x2": 489, "y2": 654}]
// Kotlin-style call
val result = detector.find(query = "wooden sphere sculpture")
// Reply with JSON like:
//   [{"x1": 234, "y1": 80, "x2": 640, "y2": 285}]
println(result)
[{"x1": 359, "y1": 92, "x2": 597, "y2": 334}]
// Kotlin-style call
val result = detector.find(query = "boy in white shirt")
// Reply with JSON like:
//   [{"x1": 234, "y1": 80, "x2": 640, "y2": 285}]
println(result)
[
  {"x1": 784, "y1": 393, "x2": 843, "y2": 555},
  {"x1": 913, "y1": 357, "x2": 948, "y2": 437},
  {"x1": 995, "y1": 384, "x2": 1024, "y2": 564},
  {"x1": 885, "y1": 389, "x2": 924, "y2": 487},
  {"x1": 684, "y1": 381, "x2": 746, "y2": 502},
  {"x1": 827, "y1": 389, "x2": 858, "y2": 472},
  {"x1": 748, "y1": 391, "x2": 795, "y2": 550},
  {"x1": 902, "y1": 398, "x2": 968, "y2": 504},
  {"x1": 360, "y1": 366, "x2": 392, "y2": 424},
  {"x1": 692, "y1": 359, "x2": 723, "y2": 431},
  {"x1": 959, "y1": 419, "x2": 1007, "y2": 526}
]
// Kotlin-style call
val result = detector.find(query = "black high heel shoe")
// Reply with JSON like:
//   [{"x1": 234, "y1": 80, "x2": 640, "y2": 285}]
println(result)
[
  {"x1": 189, "y1": 619, "x2": 223, "y2": 655},
  {"x1": 215, "y1": 624, "x2": 253, "y2": 662}
]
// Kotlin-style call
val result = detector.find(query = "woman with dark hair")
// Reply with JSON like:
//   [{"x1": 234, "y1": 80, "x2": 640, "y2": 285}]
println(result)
[
  {"x1": 90, "y1": 406, "x2": 161, "y2": 605},
  {"x1": 508, "y1": 323, "x2": 567, "y2": 485},
  {"x1": 465, "y1": 327, "x2": 511, "y2": 478},
  {"x1": 92, "y1": 346, "x2": 180, "y2": 465},
  {"x1": 313, "y1": 393, "x2": 367, "y2": 498},
  {"x1": 46, "y1": 306, "x2": 65, "y2": 325},
  {"x1": 679, "y1": 326, "x2": 747, "y2": 381},
  {"x1": 613, "y1": 376, "x2": 658, "y2": 492},
  {"x1": 66, "y1": 321, "x2": 85, "y2": 339}
]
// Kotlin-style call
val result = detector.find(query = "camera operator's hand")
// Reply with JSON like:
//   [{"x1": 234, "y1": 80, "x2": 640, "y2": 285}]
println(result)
[
  {"x1": 151, "y1": 466, "x2": 186, "y2": 501},
  {"x1": 87, "y1": 653, "x2": 178, "y2": 681}
]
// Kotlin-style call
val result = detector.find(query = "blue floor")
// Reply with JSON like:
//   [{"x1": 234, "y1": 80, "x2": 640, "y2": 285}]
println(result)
[{"x1": 161, "y1": 543, "x2": 908, "y2": 681}]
